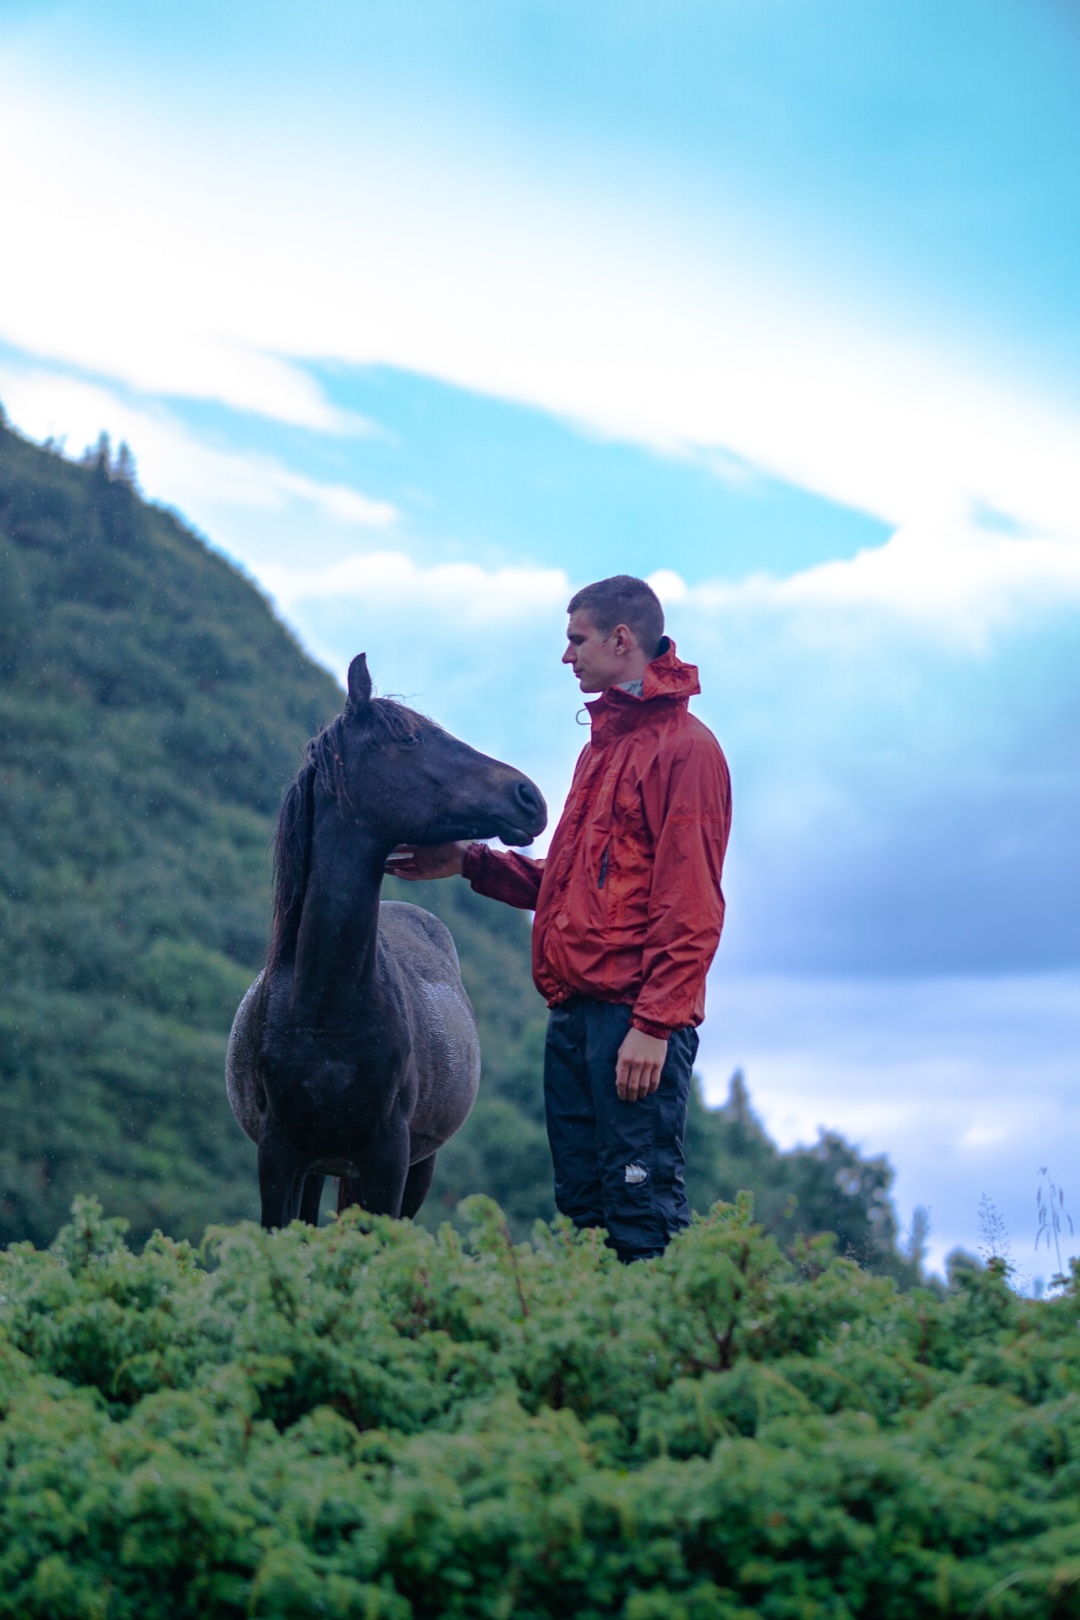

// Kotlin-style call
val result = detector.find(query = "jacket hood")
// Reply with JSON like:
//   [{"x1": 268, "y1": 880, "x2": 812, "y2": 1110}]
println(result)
[
  {"x1": 639, "y1": 638, "x2": 700, "y2": 702},
  {"x1": 586, "y1": 638, "x2": 700, "y2": 741}
]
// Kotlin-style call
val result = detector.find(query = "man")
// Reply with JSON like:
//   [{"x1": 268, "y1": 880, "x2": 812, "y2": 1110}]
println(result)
[{"x1": 387, "y1": 575, "x2": 731, "y2": 1260}]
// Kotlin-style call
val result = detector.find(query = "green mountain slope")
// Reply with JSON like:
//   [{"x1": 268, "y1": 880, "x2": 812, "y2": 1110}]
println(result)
[
  {"x1": 0, "y1": 416, "x2": 917, "y2": 1279},
  {"x1": 0, "y1": 424, "x2": 342, "y2": 1243}
]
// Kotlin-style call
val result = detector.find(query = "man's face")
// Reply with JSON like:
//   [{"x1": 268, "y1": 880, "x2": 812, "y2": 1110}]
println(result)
[{"x1": 562, "y1": 610, "x2": 626, "y2": 693}]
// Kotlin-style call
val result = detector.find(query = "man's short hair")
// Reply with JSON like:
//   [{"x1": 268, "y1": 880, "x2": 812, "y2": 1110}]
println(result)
[{"x1": 567, "y1": 575, "x2": 665, "y2": 660}]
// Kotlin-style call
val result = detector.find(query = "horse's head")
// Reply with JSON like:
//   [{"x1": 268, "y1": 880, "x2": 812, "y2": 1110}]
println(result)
[{"x1": 330, "y1": 653, "x2": 547, "y2": 850}]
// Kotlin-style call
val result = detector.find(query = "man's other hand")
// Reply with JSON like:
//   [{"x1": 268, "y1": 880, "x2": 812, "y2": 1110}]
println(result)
[
  {"x1": 616, "y1": 1028, "x2": 668, "y2": 1102},
  {"x1": 384, "y1": 841, "x2": 471, "y2": 881}
]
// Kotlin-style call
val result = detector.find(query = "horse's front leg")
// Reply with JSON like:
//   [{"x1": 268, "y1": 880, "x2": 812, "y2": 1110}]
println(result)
[
  {"x1": 336, "y1": 1107, "x2": 411, "y2": 1218},
  {"x1": 258, "y1": 1116, "x2": 308, "y2": 1229}
]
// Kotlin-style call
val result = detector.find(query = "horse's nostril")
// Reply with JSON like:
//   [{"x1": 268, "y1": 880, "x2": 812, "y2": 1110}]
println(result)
[{"x1": 513, "y1": 779, "x2": 546, "y2": 825}]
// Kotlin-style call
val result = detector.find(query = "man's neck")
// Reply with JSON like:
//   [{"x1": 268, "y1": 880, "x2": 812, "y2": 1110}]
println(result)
[{"x1": 604, "y1": 648, "x2": 651, "y2": 692}]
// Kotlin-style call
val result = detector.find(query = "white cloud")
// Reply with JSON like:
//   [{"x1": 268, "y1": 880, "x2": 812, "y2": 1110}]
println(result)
[
  {"x1": 779, "y1": 516, "x2": 1080, "y2": 632},
  {"x1": 1, "y1": 67, "x2": 1079, "y2": 554},
  {"x1": 960, "y1": 1125, "x2": 1009, "y2": 1150},
  {"x1": 267, "y1": 472, "x2": 396, "y2": 529},
  {"x1": 0, "y1": 92, "x2": 361, "y2": 436},
  {"x1": 259, "y1": 555, "x2": 577, "y2": 782},
  {"x1": 260, "y1": 552, "x2": 568, "y2": 621},
  {"x1": 646, "y1": 568, "x2": 690, "y2": 604},
  {"x1": 655, "y1": 512, "x2": 1080, "y2": 650}
]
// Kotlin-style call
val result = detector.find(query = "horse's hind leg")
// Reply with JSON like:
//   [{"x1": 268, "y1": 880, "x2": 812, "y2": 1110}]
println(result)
[
  {"x1": 401, "y1": 1153, "x2": 438, "y2": 1219},
  {"x1": 336, "y1": 1174, "x2": 361, "y2": 1216},
  {"x1": 298, "y1": 1173, "x2": 325, "y2": 1226}
]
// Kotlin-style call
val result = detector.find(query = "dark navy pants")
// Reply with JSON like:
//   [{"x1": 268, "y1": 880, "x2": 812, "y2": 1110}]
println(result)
[{"x1": 543, "y1": 997, "x2": 697, "y2": 1261}]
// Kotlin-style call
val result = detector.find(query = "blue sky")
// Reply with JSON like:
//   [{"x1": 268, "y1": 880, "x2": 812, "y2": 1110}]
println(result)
[{"x1": 1, "y1": 0, "x2": 1078, "y2": 1276}]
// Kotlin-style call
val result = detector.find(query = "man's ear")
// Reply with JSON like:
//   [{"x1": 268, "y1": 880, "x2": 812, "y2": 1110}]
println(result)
[
  {"x1": 346, "y1": 653, "x2": 373, "y2": 712},
  {"x1": 612, "y1": 622, "x2": 636, "y2": 655}
]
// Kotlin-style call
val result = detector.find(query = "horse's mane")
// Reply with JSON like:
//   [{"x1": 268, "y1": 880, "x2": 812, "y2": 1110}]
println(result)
[{"x1": 266, "y1": 698, "x2": 429, "y2": 970}]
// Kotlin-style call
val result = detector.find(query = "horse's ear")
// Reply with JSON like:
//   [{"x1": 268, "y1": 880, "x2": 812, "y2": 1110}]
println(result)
[{"x1": 346, "y1": 653, "x2": 373, "y2": 712}]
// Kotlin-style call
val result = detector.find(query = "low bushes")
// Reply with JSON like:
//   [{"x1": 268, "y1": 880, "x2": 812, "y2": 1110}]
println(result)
[{"x1": 2, "y1": 1197, "x2": 1080, "y2": 1618}]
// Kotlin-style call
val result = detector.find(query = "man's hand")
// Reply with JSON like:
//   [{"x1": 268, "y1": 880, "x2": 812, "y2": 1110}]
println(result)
[
  {"x1": 384, "y1": 841, "x2": 471, "y2": 881},
  {"x1": 616, "y1": 1027, "x2": 668, "y2": 1102}
]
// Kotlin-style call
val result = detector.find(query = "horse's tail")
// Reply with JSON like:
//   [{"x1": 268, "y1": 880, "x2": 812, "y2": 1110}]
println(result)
[{"x1": 267, "y1": 762, "x2": 315, "y2": 971}]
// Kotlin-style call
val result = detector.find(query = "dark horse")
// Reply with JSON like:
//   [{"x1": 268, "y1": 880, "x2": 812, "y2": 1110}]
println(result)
[{"x1": 226, "y1": 653, "x2": 546, "y2": 1229}]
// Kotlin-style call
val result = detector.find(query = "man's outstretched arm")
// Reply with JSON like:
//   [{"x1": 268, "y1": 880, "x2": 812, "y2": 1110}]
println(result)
[
  {"x1": 386, "y1": 841, "x2": 545, "y2": 910},
  {"x1": 385, "y1": 841, "x2": 471, "y2": 881}
]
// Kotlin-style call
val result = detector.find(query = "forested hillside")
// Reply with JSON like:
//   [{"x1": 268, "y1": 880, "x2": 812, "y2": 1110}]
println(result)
[
  {"x1": 0, "y1": 422, "x2": 340, "y2": 1243},
  {"x1": 0, "y1": 416, "x2": 917, "y2": 1279}
]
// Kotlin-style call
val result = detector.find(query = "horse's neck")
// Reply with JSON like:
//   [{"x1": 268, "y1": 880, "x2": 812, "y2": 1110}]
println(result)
[{"x1": 291, "y1": 816, "x2": 385, "y2": 1019}]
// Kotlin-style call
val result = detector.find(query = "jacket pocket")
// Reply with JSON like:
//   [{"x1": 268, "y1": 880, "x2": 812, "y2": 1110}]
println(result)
[{"x1": 597, "y1": 842, "x2": 610, "y2": 889}]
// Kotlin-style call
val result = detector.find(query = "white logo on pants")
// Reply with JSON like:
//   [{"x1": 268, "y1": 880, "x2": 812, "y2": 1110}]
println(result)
[{"x1": 624, "y1": 1162, "x2": 649, "y2": 1186}]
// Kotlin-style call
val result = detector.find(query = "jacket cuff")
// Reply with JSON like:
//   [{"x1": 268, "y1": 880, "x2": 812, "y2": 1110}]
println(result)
[
  {"x1": 631, "y1": 1014, "x2": 673, "y2": 1041},
  {"x1": 459, "y1": 842, "x2": 488, "y2": 881},
  {"x1": 461, "y1": 842, "x2": 488, "y2": 883}
]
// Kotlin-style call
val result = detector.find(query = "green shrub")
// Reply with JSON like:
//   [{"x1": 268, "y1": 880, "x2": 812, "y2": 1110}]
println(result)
[{"x1": 3, "y1": 1196, "x2": 1080, "y2": 1617}]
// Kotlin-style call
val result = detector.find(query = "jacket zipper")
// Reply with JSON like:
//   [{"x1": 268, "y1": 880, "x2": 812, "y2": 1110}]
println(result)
[{"x1": 598, "y1": 844, "x2": 610, "y2": 889}]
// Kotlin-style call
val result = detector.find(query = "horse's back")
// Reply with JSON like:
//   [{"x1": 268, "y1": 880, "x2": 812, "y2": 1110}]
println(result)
[
  {"x1": 379, "y1": 899, "x2": 461, "y2": 970},
  {"x1": 379, "y1": 900, "x2": 480, "y2": 1158}
]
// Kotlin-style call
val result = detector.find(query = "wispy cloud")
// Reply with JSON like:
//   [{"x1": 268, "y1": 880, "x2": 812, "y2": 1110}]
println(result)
[
  {"x1": 0, "y1": 367, "x2": 397, "y2": 530},
  {"x1": 260, "y1": 551, "x2": 568, "y2": 620},
  {"x1": 662, "y1": 514, "x2": 1080, "y2": 651}
]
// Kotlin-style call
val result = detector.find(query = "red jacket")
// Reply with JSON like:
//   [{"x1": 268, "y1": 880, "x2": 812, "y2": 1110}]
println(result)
[{"x1": 463, "y1": 641, "x2": 731, "y2": 1038}]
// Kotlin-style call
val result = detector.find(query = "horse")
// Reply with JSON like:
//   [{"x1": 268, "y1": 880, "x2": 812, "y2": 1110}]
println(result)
[{"x1": 226, "y1": 652, "x2": 547, "y2": 1229}]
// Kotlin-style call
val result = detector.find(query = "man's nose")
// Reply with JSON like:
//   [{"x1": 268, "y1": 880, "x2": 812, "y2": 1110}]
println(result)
[{"x1": 561, "y1": 644, "x2": 574, "y2": 664}]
